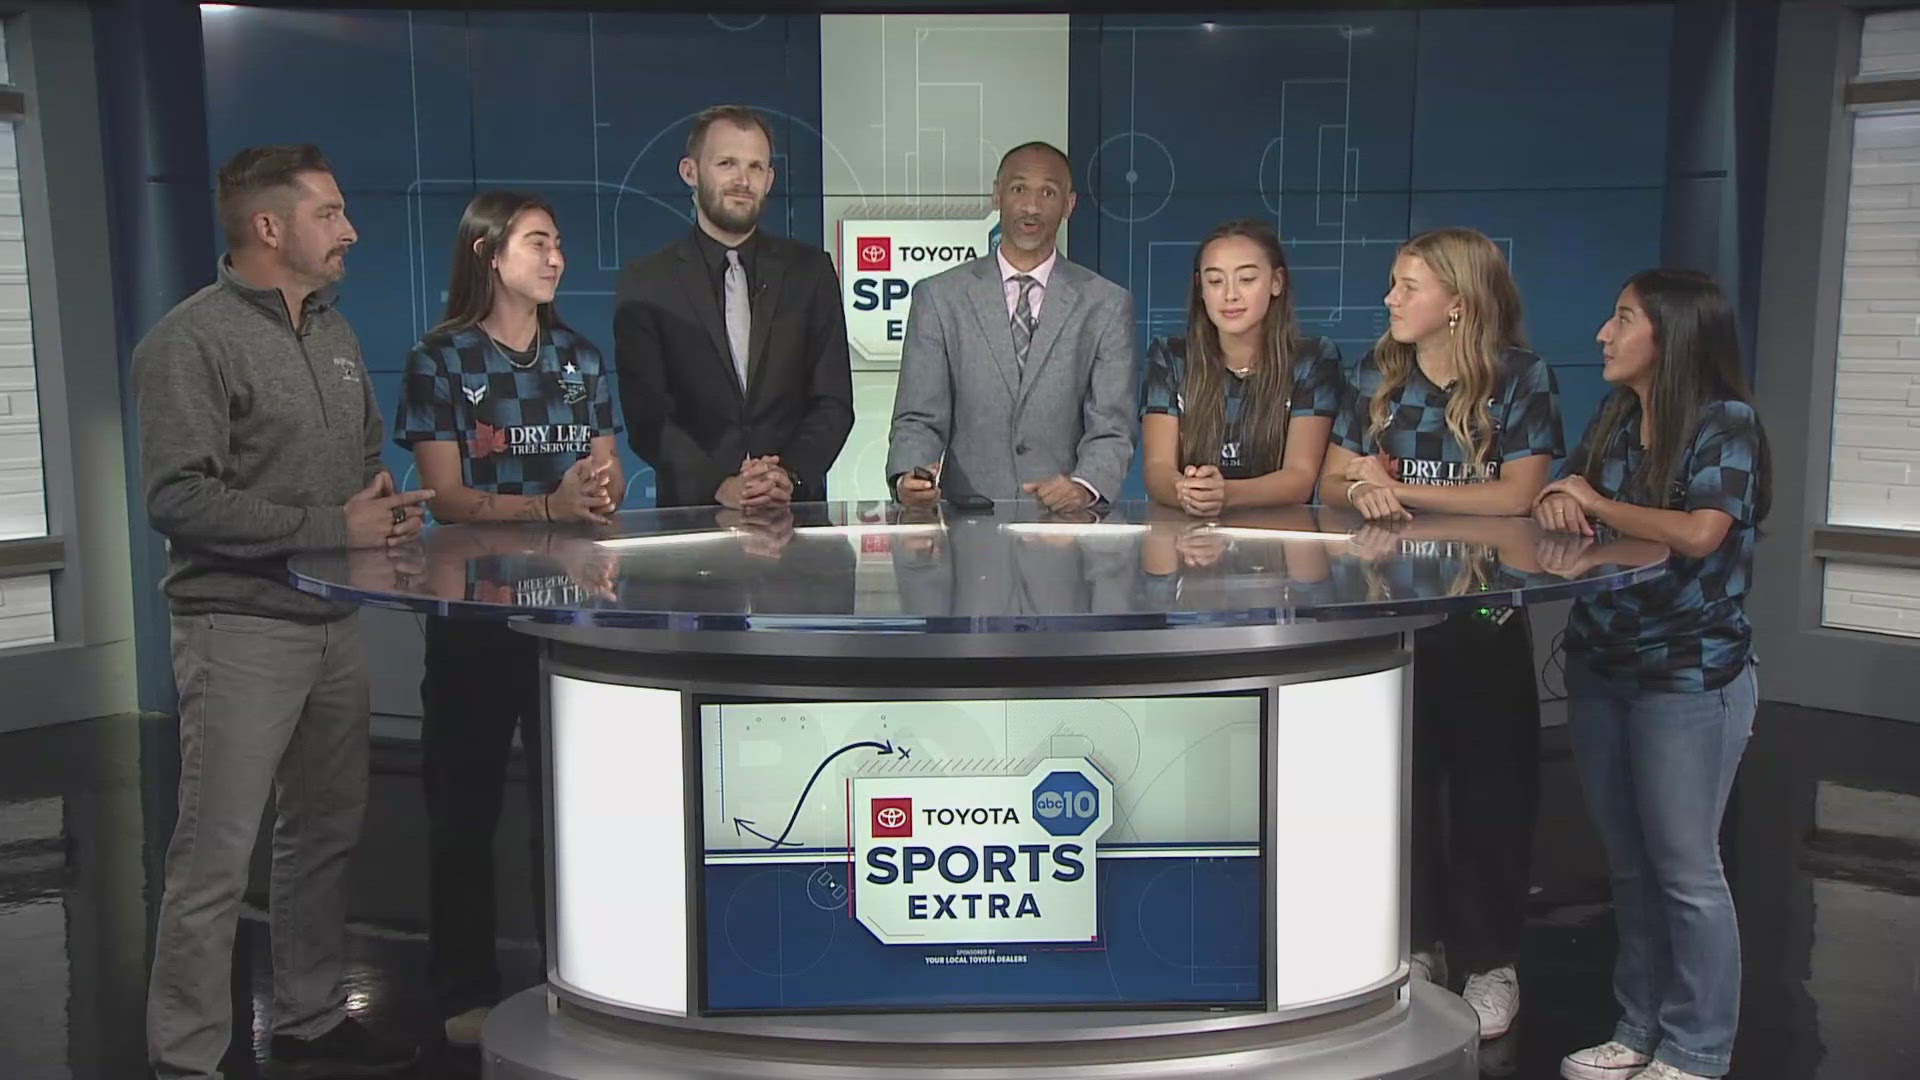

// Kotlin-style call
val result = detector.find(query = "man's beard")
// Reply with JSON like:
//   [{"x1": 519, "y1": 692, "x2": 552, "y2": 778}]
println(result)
[
  {"x1": 698, "y1": 179, "x2": 763, "y2": 234},
  {"x1": 291, "y1": 244, "x2": 347, "y2": 287}
]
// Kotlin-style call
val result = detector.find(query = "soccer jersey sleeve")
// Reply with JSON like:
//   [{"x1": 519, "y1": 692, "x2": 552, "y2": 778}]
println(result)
[
  {"x1": 1499, "y1": 353, "x2": 1567, "y2": 463},
  {"x1": 1330, "y1": 353, "x2": 1377, "y2": 455},
  {"x1": 1682, "y1": 401, "x2": 1762, "y2": 525},
  {"x1": 581, "y1": 341, "x2": 622, "y2": 438},
  {"x1": 393, "y1": 341, "x2": 458, "y2": 448},
  {"x1": 1291, "y1": 337, "x2": 1345, "y2": 419},
  {"x1": 1139, "y1": 337, "x2": 1183, "y2": 418}
]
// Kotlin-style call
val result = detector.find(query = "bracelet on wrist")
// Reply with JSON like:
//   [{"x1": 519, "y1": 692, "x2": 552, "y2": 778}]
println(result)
[
  {"x1": 1346, "y1": 479, "x2": 1374, "y2": 503},
  {"x1": 543, "y1": 493, "x2": 552, "y2": 522}
]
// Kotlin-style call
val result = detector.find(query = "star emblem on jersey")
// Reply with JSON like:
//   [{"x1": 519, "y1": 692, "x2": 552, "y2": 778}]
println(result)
[
  {"x1": 469, "y1": 420, "x2": 507, "y2": 459},
  {"x1": 562, "y1": 362, "x2": 577, "y2": 376}
]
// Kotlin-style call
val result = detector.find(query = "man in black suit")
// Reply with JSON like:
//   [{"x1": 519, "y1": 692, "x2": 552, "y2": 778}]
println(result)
[{"x1": 615, "y1": 105, "x2": 853, "y2": 508}]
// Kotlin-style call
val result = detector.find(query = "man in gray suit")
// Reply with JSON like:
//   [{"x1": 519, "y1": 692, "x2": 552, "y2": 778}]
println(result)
[{"x1": 888, "y1": 142, "x2": 1136, "y2": 512}]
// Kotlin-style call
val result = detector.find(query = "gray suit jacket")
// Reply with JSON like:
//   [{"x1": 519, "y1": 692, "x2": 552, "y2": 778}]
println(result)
[{"x1": 887, "y1": 255, "x2": 1137, "y2": 500}]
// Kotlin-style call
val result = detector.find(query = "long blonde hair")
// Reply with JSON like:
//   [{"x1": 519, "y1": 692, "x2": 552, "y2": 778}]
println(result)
[{"x1": 1367, "y1": 228, "x2": 1526, "y2": 464}]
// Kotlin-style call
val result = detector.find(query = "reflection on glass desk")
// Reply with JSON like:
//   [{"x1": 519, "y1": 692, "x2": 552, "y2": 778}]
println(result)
[{"x1": 290, "y1": 502, "x2": 1667, "y2": 632}]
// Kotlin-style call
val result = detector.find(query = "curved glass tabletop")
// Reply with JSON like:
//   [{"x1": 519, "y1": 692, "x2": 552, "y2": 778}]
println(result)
[{"x1": 288, "y1": 501, "x2": 1668, "y2": 635}]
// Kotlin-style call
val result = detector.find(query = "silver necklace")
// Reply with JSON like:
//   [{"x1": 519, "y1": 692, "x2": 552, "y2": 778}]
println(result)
[{"x1": 487, "y1": 326, "x2": 542, "y2": 370}]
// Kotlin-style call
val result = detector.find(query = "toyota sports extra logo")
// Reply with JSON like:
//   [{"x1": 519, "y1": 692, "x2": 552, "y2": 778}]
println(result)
[{"x1": 856, "y1": 236, "x2": 892, "y2": 272}]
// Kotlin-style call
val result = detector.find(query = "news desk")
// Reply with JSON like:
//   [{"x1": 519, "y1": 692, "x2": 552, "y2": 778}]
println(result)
[{"x1": 291, "y1": 501, "x2": 1665, "y2": 1080}]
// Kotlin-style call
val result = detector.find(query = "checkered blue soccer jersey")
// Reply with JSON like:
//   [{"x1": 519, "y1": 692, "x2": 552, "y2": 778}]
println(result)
[
  {"x1": 1139, "y1": 335, "x2": 1344, "y2": 478},
  {"x1": 1564, "y1": 399, "x2": 1764, "y2": 692},
  {"x1": 393, "y1": 325, "x2": 619, "y2": 496},
  {"x1": 1332, "y1": 346, "x2": 1566, "y2": 484}
]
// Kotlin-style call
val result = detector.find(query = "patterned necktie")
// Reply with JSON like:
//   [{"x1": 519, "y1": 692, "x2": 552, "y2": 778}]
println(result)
[
  {"x1": 724, "y1": 248, "x2": 751, "y2": 389},
  {"x1": 1010, "y1": 274, "x2": 1039, "y2": 367}
]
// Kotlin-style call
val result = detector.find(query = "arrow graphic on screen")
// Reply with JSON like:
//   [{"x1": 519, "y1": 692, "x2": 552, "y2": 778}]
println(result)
[
  {"x1": 735, "y1": 739, "x2": 899, "y2": 850},
  {"x1": 731, "y1": 817, "x2": 801, "y2": 847}
]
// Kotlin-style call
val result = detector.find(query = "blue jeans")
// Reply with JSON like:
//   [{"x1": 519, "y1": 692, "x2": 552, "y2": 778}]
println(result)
[{"x1": 1566, "y1": 657, "x2": 1757, "y2": 1078}]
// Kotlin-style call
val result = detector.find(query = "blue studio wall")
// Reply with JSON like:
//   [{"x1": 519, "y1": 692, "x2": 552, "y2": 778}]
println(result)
[
  {"x1": 1069, "y1": 7, "x2": 1672, "y2": 495},
  {"x1": 203, "y1": 6, "x2": 1671, "y2": 505},
  {"x1": 200, "y1": 10, "x2": 825, "y2": 502}
]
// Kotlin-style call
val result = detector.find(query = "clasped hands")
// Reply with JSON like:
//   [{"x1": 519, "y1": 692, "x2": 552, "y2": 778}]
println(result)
[
  {"x1": 1342, "y1": 453, "x2": 1412, "y2": 522},
  {"x1": 716, "y1": 454, "x2": 794, "y2": 511}
]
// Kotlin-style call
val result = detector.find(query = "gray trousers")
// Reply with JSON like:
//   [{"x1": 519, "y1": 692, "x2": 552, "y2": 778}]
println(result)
[{"x1": 147, "y1": 611, "x2": 369, "y2": 1080}]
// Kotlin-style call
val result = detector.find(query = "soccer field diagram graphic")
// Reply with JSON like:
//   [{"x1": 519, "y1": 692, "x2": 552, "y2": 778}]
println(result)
[
  {"x1": 694, "y1": 695, "x2": 1266, "y2": 1012},
  {"x1": 203, "y1": 8, "x2": 1672, "y2": 499}
]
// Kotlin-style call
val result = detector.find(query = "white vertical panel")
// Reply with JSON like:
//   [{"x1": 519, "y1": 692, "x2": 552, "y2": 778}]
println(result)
[
  {"x1": 1268, "y1": 667, "x2": 1403, "y2": 1005},
  {"x1": 550, "y1": 676, "x2": 690, "y2": 1015}
]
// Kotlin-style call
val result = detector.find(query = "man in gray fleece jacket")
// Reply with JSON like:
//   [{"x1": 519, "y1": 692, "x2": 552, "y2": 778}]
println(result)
[{"x1": 136, "y1": 144, "x2": 427, "y2": 1080}]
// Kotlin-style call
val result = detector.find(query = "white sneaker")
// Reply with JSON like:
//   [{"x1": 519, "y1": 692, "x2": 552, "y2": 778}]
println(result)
[
  {"x1": 1632, "y1": 1062, "x2": 1715, "y2": 1080},
  {"x1": 1410, "y1": 949, "x2": 1440, "y2": 982},
  {"x1": 1560, "y1": 1040, "x2": 1653, "y2": 1080},
  {"x1": 443, "y1": 1005, "x2": 492, "y2": 1047},
  {"x1": 1461, "y1": 965, "x2": 1519, "y2": 1040}
]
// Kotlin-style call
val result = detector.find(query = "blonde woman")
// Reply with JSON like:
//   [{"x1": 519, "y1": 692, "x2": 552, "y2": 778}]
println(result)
[{"x1": 1320, "y1": 227, "x2": 1565, "y2": 1042}]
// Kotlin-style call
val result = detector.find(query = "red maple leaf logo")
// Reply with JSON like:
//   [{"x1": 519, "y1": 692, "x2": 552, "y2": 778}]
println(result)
[{"x1": 469, "y1": 421, "x2": 507, "y2": 459}]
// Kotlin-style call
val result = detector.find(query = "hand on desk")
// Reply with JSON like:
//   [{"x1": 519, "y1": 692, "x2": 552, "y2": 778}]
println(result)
[
  {"x1": 1173, "y1": 465, "x2": 1225, "y2": 518},
  {"x1": 1024, "y1": 474, "x2": 1093, "y2": 514},
  {"x1": 718, "y1": 455, "x2": 793, "y2": 511},
  {"x1": 552, "y1": 457, "x2": 616, "y2": 525},
  {"x1": 896, "y1": 463, "x2": 942, "y2": 508},
  {"x1": 1533, "y1": 488, "x2": 1596, "y2": 537}
]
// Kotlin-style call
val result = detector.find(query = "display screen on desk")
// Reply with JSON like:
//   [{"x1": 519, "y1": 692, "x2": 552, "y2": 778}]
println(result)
[{"x1": 693, "y1": 693, "x2": 1266, "y2": 1013}]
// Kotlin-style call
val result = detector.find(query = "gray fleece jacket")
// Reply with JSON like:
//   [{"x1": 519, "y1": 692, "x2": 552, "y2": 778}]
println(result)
[{"x1": 134, "y1": 258, "x2": 384, "y2": 622}]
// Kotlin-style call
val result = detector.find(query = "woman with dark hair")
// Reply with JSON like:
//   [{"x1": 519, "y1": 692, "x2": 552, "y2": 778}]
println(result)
[
  {"x1": 1319, "y1": 227, "x2": 1565, "y2": 1041},
  {"x1": 1540, "y1": 270, "x2": 1769, "y2": 1080},
  {"x1": 1139, "y1": 219, "x2": 1342, "y2": 516},
  {"x1": 393, "y1": 190, "x2": 623, "y2": 1047}
]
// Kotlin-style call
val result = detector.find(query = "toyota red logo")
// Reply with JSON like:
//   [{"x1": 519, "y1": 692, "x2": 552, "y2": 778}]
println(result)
[
  {"x1": 856, "y1": 236, "x2": 891, "y2": 271},
  {"x1": 870, "y1": 796, "x2": 912, "y2": 837}
]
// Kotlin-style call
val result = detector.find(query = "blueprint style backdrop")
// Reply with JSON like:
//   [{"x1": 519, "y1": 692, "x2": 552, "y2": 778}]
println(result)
[{"x1": 202, "y1": 5, "x2": 1673, "y2": 506}]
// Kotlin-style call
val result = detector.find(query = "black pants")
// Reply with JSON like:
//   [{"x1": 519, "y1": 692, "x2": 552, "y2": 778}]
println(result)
[
  {"x1": 420, "y1": 618, "x2": 546, "y2": 1019},
  {"x1": 1409, "y1": 610, "x2": 1541, "y2": 982}
]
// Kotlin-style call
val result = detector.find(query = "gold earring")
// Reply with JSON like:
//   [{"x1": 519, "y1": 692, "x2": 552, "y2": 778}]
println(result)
[{"x1": 1447, "y1": 310, "x2": 1460, "y2": 334}]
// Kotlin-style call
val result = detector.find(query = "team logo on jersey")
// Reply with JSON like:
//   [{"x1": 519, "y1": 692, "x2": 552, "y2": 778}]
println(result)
[
  {"x1": 463, "y1": 384, "x2": 488, "y2": 406},
  {"x1": 556, "y1": 362, "x2": 587, "y2": 406}
]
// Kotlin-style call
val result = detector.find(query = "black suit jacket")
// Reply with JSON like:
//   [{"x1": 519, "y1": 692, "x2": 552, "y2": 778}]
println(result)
[{"x1": 614, "y1": 230, "x2": 854, "y2": 507}]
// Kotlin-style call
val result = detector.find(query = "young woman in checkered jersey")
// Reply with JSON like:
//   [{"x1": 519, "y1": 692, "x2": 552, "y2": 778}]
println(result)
[
  {"x1": 1138, "y1": 218, "x2": 1344, "y2": 519},
  {"x1": 392, "y1": 191, "x2": 624, "y2": 1049},
  {"x1": 1320, "y1": 227, "x2": 1568, "y2": 1042},
  {"x1": 1537, "y1": 271, "x2": 1769, "y2": 1080}
]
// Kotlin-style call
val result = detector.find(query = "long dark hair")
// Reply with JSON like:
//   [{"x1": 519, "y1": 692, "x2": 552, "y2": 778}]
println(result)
[
  {"x1": 1574, "y1": 269, "x2": 1772, "y2": 523},
  {"x1": 1178, "y1": 219, "x2": 1302, "y2": 474},
  {"x1": 430, "y1": 190, "x2": 569, "y2": 337}
]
